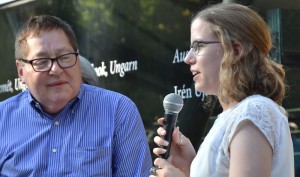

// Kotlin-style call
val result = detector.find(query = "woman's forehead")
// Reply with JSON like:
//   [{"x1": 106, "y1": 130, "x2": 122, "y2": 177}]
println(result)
[{"x1": 191, "y1": 19, "x2": 216, "y2": 41}]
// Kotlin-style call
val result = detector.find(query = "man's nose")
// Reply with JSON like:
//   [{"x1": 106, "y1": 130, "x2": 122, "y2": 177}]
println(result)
[{"x1": 49, "y1": 60, "x2": 63, "y2": 74}]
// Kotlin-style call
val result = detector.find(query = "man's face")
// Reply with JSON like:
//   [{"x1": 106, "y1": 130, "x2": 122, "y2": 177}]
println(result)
[{"x1": 16, "y1": 29, "x2": 82, "y2": 115}]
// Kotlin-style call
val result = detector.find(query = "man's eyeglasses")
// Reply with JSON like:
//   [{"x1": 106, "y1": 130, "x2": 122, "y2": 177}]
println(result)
[
  {"x1": 190, "y1": 41, "x2": 220, "y2": 55},
  {"x1": 18, "y1": 52, "x2": 79, "y2": 72}
]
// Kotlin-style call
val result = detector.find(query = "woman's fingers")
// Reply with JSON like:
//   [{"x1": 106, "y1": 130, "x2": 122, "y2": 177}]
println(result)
[
  {"x1": 149, "y1": 158, "x2": 167, "y2": 177},
  {"x1": 157, "y1": 117, "x2": 165, "y2": 125},
  {"x1": 153, "y1": 135, "x2": 169, "y2": 156},
  {"x1": 153, "y1": 147, "x2": 167, "y2": 156},
  {"x1": 154, "y1": 136, "x2": 169, "y2": 146},
  {"x1": 157, "y1": 127, "x2": 166, "y2": 136},
  {"x1": 153, "y1": 158, "x2": 175, "y2": 176},
  {"x1": 153, "y1": 126, "x2": 189, "y2": 157},
  {"x1": 154, "y1": 158, "x2": 169, "y2": 169},
  {"x1": 172, "y1": 127, "x2": 186, "y2": 146},
  {"x1": 151, "y1": 158, "x2": 186, "y2": 177}
]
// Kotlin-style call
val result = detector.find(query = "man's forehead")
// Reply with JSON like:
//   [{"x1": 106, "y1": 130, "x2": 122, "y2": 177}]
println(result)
[
  {"x1": 25, "y1": 32, "x2": 72, "y2": 58},
  {"x1": 26, "y1": 29, "x2": 63, "y2": 39}
]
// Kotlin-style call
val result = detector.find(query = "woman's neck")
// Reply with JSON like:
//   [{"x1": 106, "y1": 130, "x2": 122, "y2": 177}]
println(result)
[{"x1": 220, "y1": 100, "x2": 238, "y2": 111}]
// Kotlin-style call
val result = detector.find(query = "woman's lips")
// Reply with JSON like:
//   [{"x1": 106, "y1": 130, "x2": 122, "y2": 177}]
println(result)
[{"x1": 192, "y1": 72, "x2": 200, "y2": 81}]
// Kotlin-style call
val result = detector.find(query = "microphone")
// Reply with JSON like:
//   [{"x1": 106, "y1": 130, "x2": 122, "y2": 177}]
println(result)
[
  {"x1": 160, "y1": 93, "x2": 184, "y2": 159},
  {"x1": 150, "y1": 93, "x2": 184, "y2": 175}
]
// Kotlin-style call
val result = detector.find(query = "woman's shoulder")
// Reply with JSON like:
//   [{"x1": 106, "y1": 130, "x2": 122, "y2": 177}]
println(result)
[
  {"x1": 223, "y1": 94, "x2": 287, "y2": 153},
  {"x1": 234, "y1": 94, "x2": 285, "y2": 117},
  {"x1": 228, "y1": 94, "x2": 287, "y2": 131}
]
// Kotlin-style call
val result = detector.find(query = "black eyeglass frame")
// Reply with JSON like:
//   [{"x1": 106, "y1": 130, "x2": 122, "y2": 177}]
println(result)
[
  {"x1": 190, "y1": 41, "x2": 221, "y2": 55},
  {"x1": 18, "y1": 51, "x2": 79, "y2": 72}
]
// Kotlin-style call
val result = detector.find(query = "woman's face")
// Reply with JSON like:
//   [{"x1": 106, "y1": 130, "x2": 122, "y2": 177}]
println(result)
[{"x1": 184, "y1": 18, "x2": 224, "y2": 95}]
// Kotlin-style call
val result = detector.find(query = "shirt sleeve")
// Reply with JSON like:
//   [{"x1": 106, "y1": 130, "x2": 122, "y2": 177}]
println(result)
[
  {"x1": 223, "y1": 98, "x2": 282, "y2": 158},
  {"x1": 112, "y1": 96, "x2": 152, "y2": 177}
]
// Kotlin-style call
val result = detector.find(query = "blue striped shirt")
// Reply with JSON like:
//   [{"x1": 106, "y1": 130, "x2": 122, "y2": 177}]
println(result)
[{"x1": 0, "y1": 84, "x2": 152, "y2": 177}]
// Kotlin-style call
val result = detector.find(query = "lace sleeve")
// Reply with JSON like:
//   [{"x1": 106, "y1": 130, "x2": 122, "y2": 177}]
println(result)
[{"x1": 223, "y1": 97, "x2": 284, "y2": 157}]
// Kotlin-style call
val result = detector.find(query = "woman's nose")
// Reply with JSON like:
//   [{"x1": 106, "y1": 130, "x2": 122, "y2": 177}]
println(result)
[{"x1": 184, "y1": 50, "x2": 196, "y2": 65}]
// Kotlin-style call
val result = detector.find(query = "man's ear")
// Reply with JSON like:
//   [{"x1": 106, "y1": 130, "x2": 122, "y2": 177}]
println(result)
[{"x1": 16, "y1": 60, "x2": 25, "y2": 84}]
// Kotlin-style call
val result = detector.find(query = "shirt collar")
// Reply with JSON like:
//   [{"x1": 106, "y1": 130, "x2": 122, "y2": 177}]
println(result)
[{"x1": 26, "y1": 84, "x2": 84, "y2": 117}]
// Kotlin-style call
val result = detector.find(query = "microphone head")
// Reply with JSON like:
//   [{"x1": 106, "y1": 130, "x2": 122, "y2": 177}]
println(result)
[{"x1": 163, "y1": 93, "x2": 184, "y2": 113}]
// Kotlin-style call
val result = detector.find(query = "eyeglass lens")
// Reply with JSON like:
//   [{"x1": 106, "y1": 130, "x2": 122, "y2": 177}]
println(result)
[{"x1": 32, "y1": 53, "x2": 77, "y2": 71}]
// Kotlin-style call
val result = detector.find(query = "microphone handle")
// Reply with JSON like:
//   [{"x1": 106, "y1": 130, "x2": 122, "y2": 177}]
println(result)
[{"x1": 161, "y1": 112, "x2": 178, "y2": 159}]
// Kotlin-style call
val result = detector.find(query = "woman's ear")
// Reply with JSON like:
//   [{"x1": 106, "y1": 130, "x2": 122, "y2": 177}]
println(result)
[{"x1": 232, "y1": 40, "x2": 242, "y2": 57}]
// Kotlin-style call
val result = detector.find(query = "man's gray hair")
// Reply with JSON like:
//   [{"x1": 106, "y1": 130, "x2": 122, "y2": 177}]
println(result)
[{"x1": 80, "y1": 55, "x2": 100, "y2": 87}]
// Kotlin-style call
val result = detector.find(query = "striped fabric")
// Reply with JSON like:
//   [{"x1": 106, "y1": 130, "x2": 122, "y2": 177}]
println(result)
[{"x1": 0, "y1": 84, "x2": 152, "y2": 177}]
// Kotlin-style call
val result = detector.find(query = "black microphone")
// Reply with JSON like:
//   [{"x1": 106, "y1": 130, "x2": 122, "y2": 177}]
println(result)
[
  {"x1": 160, "y1": 93, "x2": 184, "y2": 159},
  {"x1": 150, "y1": 93, "x2": 184, "y2": 175}
]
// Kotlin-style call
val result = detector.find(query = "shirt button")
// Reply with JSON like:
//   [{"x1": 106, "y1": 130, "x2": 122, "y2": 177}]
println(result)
[
  {"x1": 54, "y1": 121, "x2": 59, "y2": 126},
  {"x1": 52, "y1": 148, "x2": 57, "y2": 153}
]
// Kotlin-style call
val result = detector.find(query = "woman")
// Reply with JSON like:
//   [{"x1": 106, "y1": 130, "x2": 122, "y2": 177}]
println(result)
[{"x1": 151, "y1": 3, "x2": 294, "y2": 177}]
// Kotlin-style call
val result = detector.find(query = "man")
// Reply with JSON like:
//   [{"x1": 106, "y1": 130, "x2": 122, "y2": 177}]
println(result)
[{"x1": 0, "y1": 15, "x2": 152, "y2": 176}]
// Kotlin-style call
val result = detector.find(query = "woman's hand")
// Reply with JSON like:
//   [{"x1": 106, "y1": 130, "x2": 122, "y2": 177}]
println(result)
[
  {"x1": 152, "y1": 118, "x2": 196, "y2": 176},
  {"x1": 150, "y1": 158, "x2": 186, "y2": 177}
]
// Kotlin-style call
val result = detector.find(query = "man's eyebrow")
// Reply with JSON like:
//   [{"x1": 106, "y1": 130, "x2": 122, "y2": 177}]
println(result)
[
  {"x1": 32, "y1": 48, "x2": 73, "y2": 58},
  {"x1": 31, "y1": 51, "x2": 49, "y2": 59},
  {"x1": 55, "y1": 47, "x2": 73, "y2": 53}
]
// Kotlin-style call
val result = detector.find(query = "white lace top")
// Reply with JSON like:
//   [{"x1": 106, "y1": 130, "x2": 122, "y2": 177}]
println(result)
[{"x1": 190, "y1": 95, "x2": 294, "y2": 177}]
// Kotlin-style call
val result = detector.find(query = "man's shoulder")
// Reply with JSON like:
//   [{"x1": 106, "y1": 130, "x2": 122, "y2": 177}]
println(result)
[
  {"x1": 0, "y1": 91, "x2": 29, "y2": 107},
  {"x1": 81, "y1": 84, "x2": 133, "y2": 103},
  {"x1": 82, "y1": 84, "x2": 123, "y2": 96}
]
